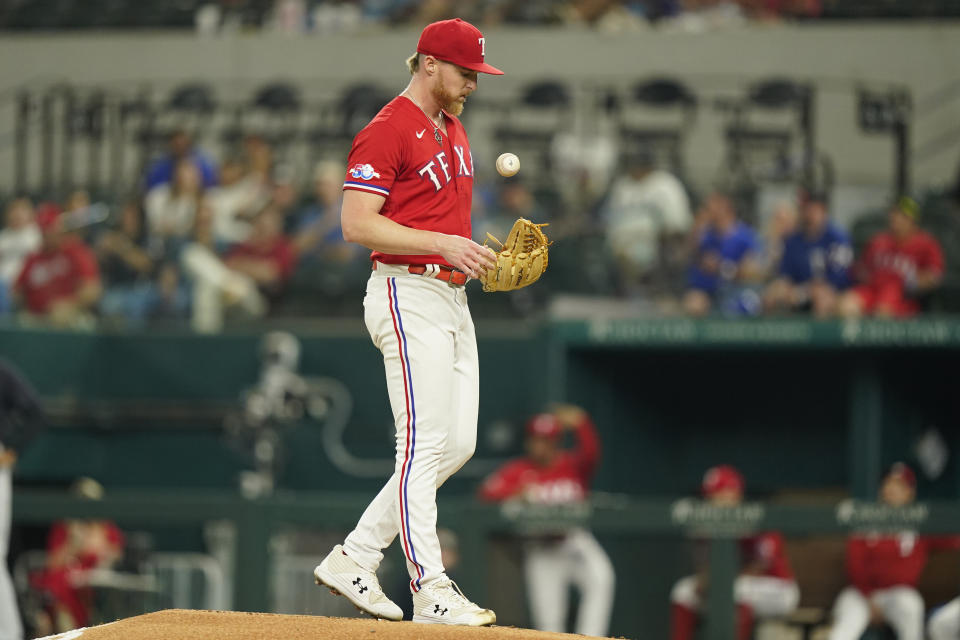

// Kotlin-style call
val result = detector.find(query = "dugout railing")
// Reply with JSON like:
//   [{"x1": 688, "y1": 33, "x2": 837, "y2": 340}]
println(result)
[{"x1": 12, "y1": 491, "x2": 960, "y2": 640}]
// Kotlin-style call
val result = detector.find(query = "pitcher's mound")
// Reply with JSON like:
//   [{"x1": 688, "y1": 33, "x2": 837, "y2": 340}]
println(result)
[{"x1": 36, "y1": 609, "x2": 617, "y2": 640}]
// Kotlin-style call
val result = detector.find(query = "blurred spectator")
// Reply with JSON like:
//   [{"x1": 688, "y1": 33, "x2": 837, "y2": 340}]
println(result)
[
  {"x1": 661, "y1": 0, "x2": 748, "y2": 31},
  {"x1": 181, "y1": 203, "x2": 266, "y2": 333},
  {"x1": 683, "y1": 193, "x2": 762, "y2": 316},
  {"x1": 929, "y1": 596, "x2": 960, "y2": 640},
  {"x1": 0, "y1": 198, "x2": 41, "y2": 314},
  {"x1": 0, "y1": 358, "x2": 44, "y2": 640},
  {"x1": 670, "y1": 465, "x2": 799, "y2": 640},
  {"x1": 479, "y1": 405, "x2": 614, "y2": 637},
  {"x1": 738, "y1": 0, "x2": 821, "y2": 20},
  {"x1": 270, "y1": 166, "x2": 302, "y2": 233},
  {"x1": 827, "y1": 463, "x2": 960, "y2": 640},
  {"x1": 30, "y1": 478, "x2": 124, "y2": 635},
  {"x1": 264, "y1": 0, "x2": 308, "y2": 34},
  {"x1": 475, "y1": 179, "x2": 547, "y2": 250},
  {"x1": 206, "y1": 157, "x2": 270, "y2": 248},
  {"x1": 148, "y1": 263, "x2": 191, "y2": 324},
  {"x1": 560, "y1": 0, "x2": 648, "y2": 30},
  {"x1": 757, "y1": 199, "x2": 797, "y2": 279},
  {"x1": 601, "y1": 153, "x2": 692, "y2": 296},
  {"x1": 144, "y1": 129, "x2": 218, "y2": 191},
  {"x1": 838, "y1": 197, "x2": 944, "y2": 318},
  {"x1": 763, "y1": 191, "x2": 852, "y2": 317},
  {"x1": 13, "y1": 204, "x2": 102, "y2": 329},
  {"x1": 308, "y1": 0, "x2": 362, "y2": 34},
  {"x1": 225, "y1": 204, "x2": 297, "y2": 302},
  {"x1": 63, "y1": 190, "x2": 90, "y2": 216},
  {"x1": 96, "y1": 201, "x2": 164, "y2": 326},
  {"x1": 243, "y1": 134, "x2": 275, "y2": 187},
  {"x1": 293, "y1": 161, "x2": 355, "y2": 262},
  {"x1": 144, "y1": 159, "x2": 205, "y2": 255}
]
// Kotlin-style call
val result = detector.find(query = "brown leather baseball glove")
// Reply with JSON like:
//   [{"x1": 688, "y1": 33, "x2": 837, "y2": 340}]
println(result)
[{"x1": 481, "y1": 218, "x2": 550, "y2": 292}]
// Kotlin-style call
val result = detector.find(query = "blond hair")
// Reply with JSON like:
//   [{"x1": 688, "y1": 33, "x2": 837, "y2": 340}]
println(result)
[{"x1": 406, "y1": 52, "x2": 420, "y2": 75}]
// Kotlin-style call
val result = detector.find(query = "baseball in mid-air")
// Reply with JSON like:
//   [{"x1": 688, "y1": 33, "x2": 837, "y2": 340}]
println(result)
[{"x1": 496, "y1": 152, "x2": 520, "y2": 177}]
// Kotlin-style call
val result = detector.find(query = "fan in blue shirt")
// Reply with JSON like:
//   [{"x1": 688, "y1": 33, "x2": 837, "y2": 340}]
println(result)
[
  {"x1": 683, "y1": 193, "x2": 762, "y2": 316},
  {"x1": 763, "y1": 193, "x2": 852, "y2": 317}
]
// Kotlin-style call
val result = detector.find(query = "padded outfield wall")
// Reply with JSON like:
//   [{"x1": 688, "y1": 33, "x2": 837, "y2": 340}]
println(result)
[
  {"x1": 5, "y1": 319, "x2": 960, "y2": 639},
  {"x1": 4, "y1": 318, "x2": 959, "y2": 499}
]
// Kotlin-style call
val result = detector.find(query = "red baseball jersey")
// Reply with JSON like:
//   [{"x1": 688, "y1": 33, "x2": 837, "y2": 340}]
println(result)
[
  {"x1": 477, "y1": 415, "x2": 601, "y2": 504},
  {"x1": 740, "y1": 532, "x2": 794, "y2": 580},
  {"x1": 343, "y1": 95, "x2": 475, "y2": 269},
  {"x1": 847, "y1": 533, "x2": 960, "y2": 594},
  {"x1": 14, "y1": 240, "x2": 99, "y2": 313},
  {"x1": 858, "y1": 231, "x2": 944, "y2": 291},
  {"x1": 691, "y1": 531, "x2": 794, "y2": 580}
]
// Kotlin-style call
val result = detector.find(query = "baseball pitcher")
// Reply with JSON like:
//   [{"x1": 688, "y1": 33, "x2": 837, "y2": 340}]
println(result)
[{"x1": 313, "y1": 18, "x2": 505, "y2": 626}]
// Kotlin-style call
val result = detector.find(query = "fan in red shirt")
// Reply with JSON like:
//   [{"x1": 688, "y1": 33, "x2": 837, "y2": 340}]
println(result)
[
  {"x1": 224, "y1": 205, "x2": 297, "y2": 300},
  {"x1": 828, "y1": 463, "x2": 960, "y2": 640},
  {"x1": 671, "y1": 465, "x2": 799, "y2": 640},
  {"x1": 13, "y1": 203, "x2": 102, "y2": 328},
  {"x1": 840, "y1": 197, "x2": 944, "y2": 318},
  {"x1": 478, "y1": 405, "x2": 615, "y2": 637}
]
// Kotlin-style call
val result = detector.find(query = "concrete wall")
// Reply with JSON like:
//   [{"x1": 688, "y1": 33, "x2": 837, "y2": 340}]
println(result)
[{"x1": 0, "y1": 23, "x2": 958, "y2": 197}]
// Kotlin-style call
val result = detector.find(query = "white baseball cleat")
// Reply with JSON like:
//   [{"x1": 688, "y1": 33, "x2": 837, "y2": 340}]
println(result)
[
  {"x1": 412, "y1": 577, "x2": 496, "y2": 626},
  {"x1": 314, "y1": 545, "x2": 403, "y2": 621}
]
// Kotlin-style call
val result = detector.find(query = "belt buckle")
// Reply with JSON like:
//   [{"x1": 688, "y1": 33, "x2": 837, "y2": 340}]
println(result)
[{"x1": 448, "y1": 270, "x2": 467, "y2": 288}]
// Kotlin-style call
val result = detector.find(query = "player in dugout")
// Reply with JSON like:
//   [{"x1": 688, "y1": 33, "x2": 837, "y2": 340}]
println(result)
[
  {"x1": 828, "y1": 463, "x2": 960, "y2": 640},
  {"x1": 929, "y1": 595, "x2": 960, "y2": 640},
  {"x1": 670, "y1": 465, "x2": 800, "y2": 640},
  {"x1": 478, "y1": 404, "x2": 615, "y2": 637}
]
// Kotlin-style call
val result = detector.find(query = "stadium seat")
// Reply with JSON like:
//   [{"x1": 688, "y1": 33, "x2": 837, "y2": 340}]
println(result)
[
  {"x1": 616, "y1": 77, "x2": 698, "y2": 177},
  {"x1": 492, "y1": 80, "x2": 574, "y2": 186},
  {"x1": 307, "y1": 83, "x2": 391, "y2": 164},
  {"x1": 222, "y1": 82, "x2": 303, "y2": 154},
  {"x1": 719, "y1": 77, "x2": 816, "y2": 187},
  {"x1": 168, "y1": 83, "x2": 217, "y2": 114}
]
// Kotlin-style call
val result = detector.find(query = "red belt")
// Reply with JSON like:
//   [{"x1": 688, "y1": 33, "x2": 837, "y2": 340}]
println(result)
[
  {"x1": 373, "y1": 262, "x2": 468, "y2": 286},
  {"x1": 407, "y1": 265, "x2": 468, "y2": 286}
]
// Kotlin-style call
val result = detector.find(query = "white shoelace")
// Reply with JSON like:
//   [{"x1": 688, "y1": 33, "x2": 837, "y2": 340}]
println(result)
[
  {"x1": 362, "y1": 573, "x2": 387, "y2": 598},
  {"x1": 431, "y1": 578, "x2": 474, "y2": 608}
]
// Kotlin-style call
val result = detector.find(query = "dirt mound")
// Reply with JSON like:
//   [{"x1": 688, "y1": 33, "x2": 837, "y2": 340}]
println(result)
[{"x1": 35, "y1": 609, "x2": 617, "y2": 640}]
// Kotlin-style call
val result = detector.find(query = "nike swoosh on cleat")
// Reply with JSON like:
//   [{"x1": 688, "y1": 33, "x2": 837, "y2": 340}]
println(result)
[{"x1": 416, "y1": 129, "x2": 426, "y2": 139}]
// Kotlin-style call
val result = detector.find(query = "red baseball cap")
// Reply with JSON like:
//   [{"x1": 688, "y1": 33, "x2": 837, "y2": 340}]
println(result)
[
  {"x1": 886, "y1": 462, "x2": 916, "y2": 488},
  {"x1": 35, "y1": 202, "x2": 62, "y2": 231},
  {"x1": 416, "y1": 18, "x2": 504, "y2": 75},
  {"x1": 526, "y1": 413, "x2": 562, "y2": 439},
  {"x1": 702, "y1": 465, "x2": 745, "y2": 497}
]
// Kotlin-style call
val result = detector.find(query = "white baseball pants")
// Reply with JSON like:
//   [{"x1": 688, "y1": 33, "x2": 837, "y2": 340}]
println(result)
[
  {"x1": 524, "y1": 528, "x2": 616, "y2": 637},
  {"x1": 929, "y1": 597, "x2": 960, "y2": 640},
  {"x1": 0, "y1": 460, "x2": 23, "y2": 640},
  {"x1": 671, "y1": 573, "x2": 800, "y2": 618},
  {"x1": 343, "y1": 265, "x2": 478, "y2": 593},
  {"x1": 829, "y1": 586, "x2": 924, "y2": 640}
]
